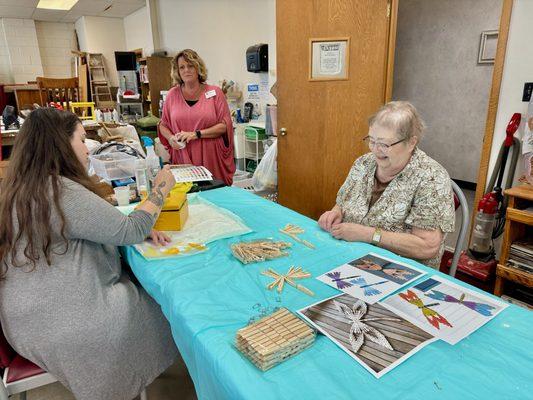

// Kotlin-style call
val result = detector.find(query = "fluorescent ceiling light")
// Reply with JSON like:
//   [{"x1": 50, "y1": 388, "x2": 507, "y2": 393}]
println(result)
[{"x1": 36, "y1": 0, "x2": 80, "y2": 10}]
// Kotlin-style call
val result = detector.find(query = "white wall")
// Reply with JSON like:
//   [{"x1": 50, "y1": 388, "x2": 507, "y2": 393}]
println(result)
[
  {"x1": 489, "y1": 0, "x2": 533, "y2": 187},
  {"x1": 0, "y1": 18, "x2": 43, "y2": 84},
  {"x1": 75, "y1": 16, "x2": 127, "y2": 86},
  {"x1": 35, "y1": 21, "x2": 77, "y2": 79},
  {"x1": 0, "y1": 20, "x2": 12, "y2": 84},
  {"x1": 156, "y1": 0, "x2": 276, "y2": 101},
  {"x1": 393, "y1": 0, "x2": 501, "y2": 183},
  {"x1": 123, "y1": 6, "x2": 152, "y2": 56}
]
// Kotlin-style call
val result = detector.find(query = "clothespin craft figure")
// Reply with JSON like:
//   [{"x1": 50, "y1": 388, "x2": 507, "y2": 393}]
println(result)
[
  {"x1": 262, "y1": 267, "x2": 314, "y2": 297},
  {"x1": 279, "y1": 224, "x2": 315, "y2": 249}
]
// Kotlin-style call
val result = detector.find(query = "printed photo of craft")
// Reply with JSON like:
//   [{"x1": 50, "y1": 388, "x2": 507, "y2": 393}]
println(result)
[
  {"x1": 231, "y1": 239, "x2": 292, "y2": 264},
  {"x1": 317, "y1": 254, "x2": 426, "y2": 304},
  {"x1": 299, "y1": 293, "x2": 435, "y2": 378},
  {"x1": 382, "y1": 276, "x2": 508, "y2": 345},
  {"x1": 348, "y1": 253, "x2": 422, "y2": 285}
]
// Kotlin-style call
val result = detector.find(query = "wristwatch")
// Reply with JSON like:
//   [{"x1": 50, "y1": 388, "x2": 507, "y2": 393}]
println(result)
[
  {"x1": 371, "y1": 228, "x2": 382, "y2": 246},
  {"x1": 195, "y1": 130, "x2": 202, "y2": 139}
]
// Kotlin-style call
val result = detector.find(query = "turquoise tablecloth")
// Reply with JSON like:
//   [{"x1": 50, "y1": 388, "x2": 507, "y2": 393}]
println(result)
[{"x1": 123, "y1": 187, "x2": 532, "y2": 400}]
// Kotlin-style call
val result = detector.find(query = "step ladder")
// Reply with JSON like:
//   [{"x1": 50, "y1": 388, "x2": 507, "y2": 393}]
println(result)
[{"x1": 87, "y1": 53, "x2": 114, "y2": 108}]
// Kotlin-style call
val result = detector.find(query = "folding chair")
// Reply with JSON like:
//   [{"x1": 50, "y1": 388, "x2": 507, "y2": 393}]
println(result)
[
  {"x1": 448, "y1": 180, "x2": 470, "y2": 277},
  {"x1": 0, "y1": 323, "x2": 57, "y2": 400}
]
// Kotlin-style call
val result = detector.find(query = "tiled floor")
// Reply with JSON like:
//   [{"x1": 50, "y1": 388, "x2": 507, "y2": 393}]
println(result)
[{"x1": 19, "y1": 354, "x2": 197, "y2": 400}]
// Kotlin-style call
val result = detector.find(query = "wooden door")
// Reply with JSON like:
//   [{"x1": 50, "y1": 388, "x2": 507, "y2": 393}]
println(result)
[{"x1": 277, "y1": 0, "x2": 397, "y2": 219}]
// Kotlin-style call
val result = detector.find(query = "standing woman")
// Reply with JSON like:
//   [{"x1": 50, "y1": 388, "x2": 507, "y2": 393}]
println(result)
[
  {"x1": 0, "y1": 108, "x2": 178, "y2": 400},
  {"x1": 158, "y1": 49, "x2": 236, "y2": 185}
]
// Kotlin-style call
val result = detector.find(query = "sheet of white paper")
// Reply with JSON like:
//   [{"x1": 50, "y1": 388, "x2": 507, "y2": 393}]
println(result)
[
  {"x1": 316, "y1": 253, "x2": 426, "y2": 304},
  {"x1": 134, "y1": 196, "x2": 252, "y2": 259},
  {"x1": 319, "y1": 43, "x2": 341, "y2": 75},
  {"x1": 298, "y1": 293, "x2": 436, "y2": 378},
  {"x1": 381, "y1": 276, "x2": 508, "y2": 345}
]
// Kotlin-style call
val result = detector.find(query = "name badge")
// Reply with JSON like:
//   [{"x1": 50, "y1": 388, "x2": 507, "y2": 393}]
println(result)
[{"x1": 205, "y1": 89, "x2": 216, "y2": 99}]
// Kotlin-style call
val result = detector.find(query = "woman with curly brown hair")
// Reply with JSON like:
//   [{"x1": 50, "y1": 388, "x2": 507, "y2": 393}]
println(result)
[
  {"x1": 0, "y1": 108, "x2": 178, "y2": 400},
  {"x1": 158, "y1": 48, "x2": 235, "y2": 185}
]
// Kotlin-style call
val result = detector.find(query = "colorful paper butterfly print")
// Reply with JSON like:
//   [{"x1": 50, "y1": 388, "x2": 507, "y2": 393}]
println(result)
[
  {"x1": 350, "y1": 277, "x2": 388, "y2": 296},
  {"x1": 399, "y1": 290, "x2": 453, "y2": 329},
  {"x1": 426, "y1": 290, "x2": 496, "y2": 317},
  {"x1": 333, "y1": 299, "x2": 399, "y2": 354},
  {"x1": 326, "y1": 272, "x2": 360, "y2": 290}
]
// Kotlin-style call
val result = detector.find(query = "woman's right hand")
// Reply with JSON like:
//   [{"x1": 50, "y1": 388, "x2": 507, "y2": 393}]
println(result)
[
  {"x1": 169, "y1": 135, "x2": 186, "y2": 150},
  {"x1": 153, "y1": 165, "x2": 176, "y2": 196},
  {"x1": 318, "y1": 207, "x2": 343, "y2": 232}
]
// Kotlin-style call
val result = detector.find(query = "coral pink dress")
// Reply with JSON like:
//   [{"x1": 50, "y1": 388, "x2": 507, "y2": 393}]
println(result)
[{"x1": 158, "y1": 84, "x2": 235, "y2": 185}]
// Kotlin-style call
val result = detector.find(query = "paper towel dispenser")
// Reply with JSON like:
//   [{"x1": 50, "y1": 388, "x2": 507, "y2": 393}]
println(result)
[{"x1": 246, "y1": 44, "x2": 268, "y2": 72}]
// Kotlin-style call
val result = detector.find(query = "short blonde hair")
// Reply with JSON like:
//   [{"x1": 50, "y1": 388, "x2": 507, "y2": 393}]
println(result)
[
  {"x1": 171, "y1": 49, "x2": 208, "y2": 85},
  {"x1": 368, "y1": 101, "x2": 426, "y2": 142}
]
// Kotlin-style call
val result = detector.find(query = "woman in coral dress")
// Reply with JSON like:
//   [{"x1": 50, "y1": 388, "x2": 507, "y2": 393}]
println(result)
[{"x1": 158, "y1": 49, "x2": 235, "y2": 185}]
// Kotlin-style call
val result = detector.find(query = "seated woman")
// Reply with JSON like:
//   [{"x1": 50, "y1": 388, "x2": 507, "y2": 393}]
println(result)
[
  {"x1": 0, "y1": 108, "x2": 178, "y2": 400},
  {"x1": 158, "y1": 48, "x2": 235, "y2": 185},
  {"x1": 318, "y1": 101, "x2": 455, "y2": 268}
]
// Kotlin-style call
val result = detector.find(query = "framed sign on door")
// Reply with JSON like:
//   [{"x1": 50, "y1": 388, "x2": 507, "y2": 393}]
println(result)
[{"x1": 309, "y1": 37, "x2": 350, "y2": 81}]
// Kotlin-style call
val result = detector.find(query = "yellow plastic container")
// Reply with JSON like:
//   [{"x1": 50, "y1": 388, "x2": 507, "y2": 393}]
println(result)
[{"x1": 154, "y1": 192, "x2": 189, "y2": 231}]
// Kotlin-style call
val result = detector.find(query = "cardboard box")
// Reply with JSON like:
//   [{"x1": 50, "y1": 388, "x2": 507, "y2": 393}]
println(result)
[{"x1": 154, "y1": 192, "x2": 188, "y2": 231}]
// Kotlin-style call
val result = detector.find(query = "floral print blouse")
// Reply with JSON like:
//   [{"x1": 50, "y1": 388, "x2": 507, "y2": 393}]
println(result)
[{"x1": 336, "y1": 148, "x2": 455, "y2": 268}]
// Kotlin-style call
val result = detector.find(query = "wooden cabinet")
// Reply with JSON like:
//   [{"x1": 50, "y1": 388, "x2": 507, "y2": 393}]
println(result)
[
  {"x1": 494, "y1": 185, "x2": 533, "y2": 299},
  {"x1": 138, "y1": 56, "x2": 173, "y2": 118}
]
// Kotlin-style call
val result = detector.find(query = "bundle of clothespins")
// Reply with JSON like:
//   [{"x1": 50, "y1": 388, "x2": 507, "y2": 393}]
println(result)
[
  {"x1": 231, "y1": 240, "x2": 292, "y2": 264},
  {"x1": 262, "y1": 267, "x2": 314, "y2": 296},
  {"x1": 236, "y1": 308, "x2": 316, "y2": 371},
  {"x1": 279, "y1": 224, "x2": 315, "y2": 249}
]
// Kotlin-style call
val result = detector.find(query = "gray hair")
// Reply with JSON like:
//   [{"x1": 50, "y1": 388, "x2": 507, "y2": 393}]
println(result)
[{"x1": 368, "y1": 101, "x2": 426, "y2": 142}]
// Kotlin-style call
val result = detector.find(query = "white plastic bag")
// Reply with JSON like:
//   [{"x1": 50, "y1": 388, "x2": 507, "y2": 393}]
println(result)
[{"x1": 252, "y1": 139, "x2": 277, "y2": 191}]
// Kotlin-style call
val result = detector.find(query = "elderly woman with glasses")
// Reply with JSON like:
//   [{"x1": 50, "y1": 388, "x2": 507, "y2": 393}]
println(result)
[{"x1": 318, "y1": 101, "x2": 455, "y2": 268}]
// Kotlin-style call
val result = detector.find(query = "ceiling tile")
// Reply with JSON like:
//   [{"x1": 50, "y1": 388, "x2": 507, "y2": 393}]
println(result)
[
  {"x1": 69, "y1": 0, "x2": 110, "y2": 11},
  {"x1": 0, "y1": 5, "x2": 35, "y2": 18},
  {"x1": 60, "y1": 12, "x2": 82, "y2": 22},
  {"x1": 0, "y1": 0, "x2": 38, "y2": 7},
  {"x1": 32, "y1": 8, "x2": 68, "y2": 22},
  {"x1": 100, "y1": 3, "x2": 141, "y2": 17}
]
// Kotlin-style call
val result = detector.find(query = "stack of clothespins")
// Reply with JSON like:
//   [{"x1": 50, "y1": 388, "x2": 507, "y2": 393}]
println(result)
[
  {"x1": 231, "y1": 240, "x2": 292, "y2": 264},
  {"x1": 236, "y1": 308, "x2": 316, "y2": 371}
]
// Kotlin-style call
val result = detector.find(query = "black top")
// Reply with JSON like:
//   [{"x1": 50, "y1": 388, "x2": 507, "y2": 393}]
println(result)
[{"x1": 185, "y1": 99, "x2": 198, "y2": 107}]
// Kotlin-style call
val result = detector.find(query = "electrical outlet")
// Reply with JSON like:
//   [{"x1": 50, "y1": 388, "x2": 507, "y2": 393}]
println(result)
[{"x1": 523, "y1": 82, "x2": 533, "y2": 102}]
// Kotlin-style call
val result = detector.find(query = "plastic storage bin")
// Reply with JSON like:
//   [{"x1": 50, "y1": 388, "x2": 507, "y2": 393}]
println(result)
[
  {"x1": 89, "y1": 152, "x2": 137, "y2": 181},
  {"x1": 245, "y1": 126, "x2": 267, "y2": 140}
]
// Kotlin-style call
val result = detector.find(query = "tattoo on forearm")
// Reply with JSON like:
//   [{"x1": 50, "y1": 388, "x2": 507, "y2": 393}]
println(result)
[{"x1": 147, "y1": 189, "x2": 164, "y2": 207}]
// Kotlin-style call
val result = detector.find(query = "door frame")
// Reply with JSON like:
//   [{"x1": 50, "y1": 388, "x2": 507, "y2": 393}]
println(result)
[
  {"x1": 385, "y1": 0, "x2": 399, "y2": 101},
  {"x1": 471, "y1": 0, "x2": 514, "y2": 235}
]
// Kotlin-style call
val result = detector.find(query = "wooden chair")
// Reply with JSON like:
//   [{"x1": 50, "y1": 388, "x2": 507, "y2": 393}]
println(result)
[
  {"x1": 0, "y1": 161, "x2": 8, "y2": 180},
  {"x1": 36, "y1": 77, "x2": 79, "y2": 110}
]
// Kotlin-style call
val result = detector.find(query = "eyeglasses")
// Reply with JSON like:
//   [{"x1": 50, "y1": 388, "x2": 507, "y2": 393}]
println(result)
[{"x1": 362, "y1": 135, "x2": 406, "y2": 152}]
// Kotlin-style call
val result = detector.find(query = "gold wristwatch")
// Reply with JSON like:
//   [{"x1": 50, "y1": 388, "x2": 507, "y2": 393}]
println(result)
[{"x1": 371, "y1": 228, "x2": 382, "y2": 246}]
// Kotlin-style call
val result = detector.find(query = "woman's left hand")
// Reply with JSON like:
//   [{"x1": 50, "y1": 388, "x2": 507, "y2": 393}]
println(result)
[
  {"x1": 148, "y1": 229, "x2": 172, "y2": 246},
  {"x1": 330, "y1": 223, "x2": 370, "y2": 242},
  {"x1": 176, "y1": 131, "x2": 197, "y2": 143}
]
